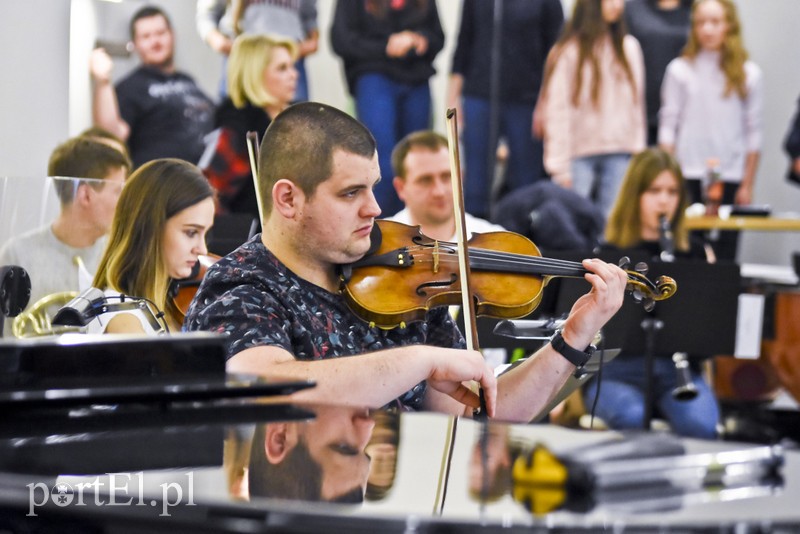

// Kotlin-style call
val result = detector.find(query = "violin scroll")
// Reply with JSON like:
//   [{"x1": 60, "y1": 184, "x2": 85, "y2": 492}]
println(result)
[{"x1": 622, "y1": 264, "x2": 678, "y2": 312}]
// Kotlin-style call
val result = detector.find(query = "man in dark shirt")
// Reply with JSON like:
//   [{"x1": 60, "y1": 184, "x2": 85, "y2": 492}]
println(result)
[
  {"x1": 89, "y1": 5, "x2": 214, "y2": 169},
  {"x1": 185, "y1": 102, "x2": 628, "y2": 421}
]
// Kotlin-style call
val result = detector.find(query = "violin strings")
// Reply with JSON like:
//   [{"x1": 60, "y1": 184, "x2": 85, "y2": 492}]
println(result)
[{"x1": 405, "y1": 248, "x2": 588, "y2": 276}]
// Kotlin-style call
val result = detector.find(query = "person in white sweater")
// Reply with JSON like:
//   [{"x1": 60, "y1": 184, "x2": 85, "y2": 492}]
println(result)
[
  {"x1": 538, "y1": 0, "x2": 646, "y2": 219},
  {"x1": 0, "y1": 135, "x2": 130, "y2": 337},
  {"x1": 658, "y1": 0, "x2": 761, "y2": 261}
]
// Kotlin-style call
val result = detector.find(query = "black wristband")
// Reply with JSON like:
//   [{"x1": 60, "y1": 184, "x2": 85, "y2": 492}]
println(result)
[{"x1": 550, "y1": 330, "x2": 594, "y2": 369}]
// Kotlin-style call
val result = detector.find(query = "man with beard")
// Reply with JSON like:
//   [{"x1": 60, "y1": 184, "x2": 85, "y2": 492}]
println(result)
[{"x1": 90, "y1": 5, "x2": 215, "y2": 169}]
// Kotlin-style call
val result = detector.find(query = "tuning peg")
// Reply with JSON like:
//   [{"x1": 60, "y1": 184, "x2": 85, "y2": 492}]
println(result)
[
  {"x1": 632, "y1": 289, "x2": 644, "y2": 302},
  {"x1": 643, "y1": 299, "x2": 655, "y2": 312},
  {"x1": 635, "y1": 262, "x2": 649, "y2": 275},
  {"x1": 618, "y1": 256, "x2": 631, "y2": 270}
]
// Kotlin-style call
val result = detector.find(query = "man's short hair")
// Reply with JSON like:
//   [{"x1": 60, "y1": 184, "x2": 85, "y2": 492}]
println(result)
[
  {"x1": 391, "y1": 130, "x2": 448, "y2": 180},
  {"x1": 130, "y1": 5, "x2": 171, "y2": 40},
  {"x1": 257, "y1": 102, "x2": 377, "y2": 216},
  {"x1": 48, "y1": 136, "x2": 131, "y2": 206}
]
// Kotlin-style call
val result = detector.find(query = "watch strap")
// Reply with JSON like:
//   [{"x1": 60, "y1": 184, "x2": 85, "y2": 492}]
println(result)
[{"x1": 550, "y1": 330, "x2": 594, "y2": 368}]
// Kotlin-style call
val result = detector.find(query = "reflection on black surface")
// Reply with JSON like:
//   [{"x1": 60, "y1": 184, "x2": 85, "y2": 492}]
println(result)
[
  {"x1": 245, "y1": 405, "x2": 375, "y2": 504},
  {"x1": 468, "y1": 424, "x2": 515, "y2": 504},
  {"x1": 365, "y1": 409, "x2": 400, "y2": 501}
]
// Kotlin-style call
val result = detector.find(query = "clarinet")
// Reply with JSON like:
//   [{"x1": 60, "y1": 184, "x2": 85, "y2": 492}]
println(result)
[{"x1": 658, "y1": 214, "x2": 675, "y2": 263}]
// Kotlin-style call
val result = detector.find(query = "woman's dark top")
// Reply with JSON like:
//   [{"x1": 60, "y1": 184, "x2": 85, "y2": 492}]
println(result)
[
  {"x1": 202, "y1": 99, "x2": 271, "y2": 216},
  {"x1": 330, "y1": 0, "x2": 445, "y2": 95}
]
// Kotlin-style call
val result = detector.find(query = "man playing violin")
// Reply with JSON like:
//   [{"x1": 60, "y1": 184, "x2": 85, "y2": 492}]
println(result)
[
  {"x1": 184, "y1": 102, "x2": 628, "y2": 422},
  {"x1": 388, "y1": 130, "x2": 505, "y2": 241}
]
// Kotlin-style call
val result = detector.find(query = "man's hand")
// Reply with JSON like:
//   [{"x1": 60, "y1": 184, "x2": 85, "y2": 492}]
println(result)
[
  {"x1": 426, "y1": 349, "x2": 497, "y2": 417},
  {"x1": 89, "y1": 48, "x2": 114, "y2": 84},
  {"x1": 561, "y1": 259, "x2": 627, "y2": 350}
]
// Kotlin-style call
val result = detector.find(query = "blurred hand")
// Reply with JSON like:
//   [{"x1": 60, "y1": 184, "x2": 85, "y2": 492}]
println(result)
[
  {"x1": 386, "y1": 31, "x2": 417, "y2": 58},
  {"x1": 89, "y1": 48, "x2": 114, "y2": 83}
]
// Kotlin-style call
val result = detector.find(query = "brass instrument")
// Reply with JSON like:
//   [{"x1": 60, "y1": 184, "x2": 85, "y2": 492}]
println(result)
[{"x1": 12, "y1": 290, "x2": 80, "y2": 338}]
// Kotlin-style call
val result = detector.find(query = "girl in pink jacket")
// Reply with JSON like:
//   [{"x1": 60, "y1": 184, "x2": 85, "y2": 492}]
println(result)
[{"x1": 539, "y1": 0, "x2": 646, "y2": 218}]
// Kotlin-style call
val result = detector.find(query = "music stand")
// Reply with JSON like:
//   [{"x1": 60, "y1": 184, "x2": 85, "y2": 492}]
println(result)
[{"x1": 551, "y1": 252, "x2": 741, "y2": 429}]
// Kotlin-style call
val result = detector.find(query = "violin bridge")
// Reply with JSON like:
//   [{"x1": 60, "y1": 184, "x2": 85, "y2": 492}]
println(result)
[{"x1": 433, "y1": 240, "x2": 440, "y2": 273}]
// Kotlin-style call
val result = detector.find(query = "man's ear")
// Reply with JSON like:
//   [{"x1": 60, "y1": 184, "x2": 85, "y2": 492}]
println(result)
[
  {"x1": 393, "y1": 176, "x2": 406, "y2": 201},
  {"x1": 272, "y1": 179, "x2": 302, "y2": 219},
  {"x1": 73, "y1": 182, "x2": 93, "y2": 208},
  {"x1": 264, "y1": 423, "x2": 299, "y2": 465}
]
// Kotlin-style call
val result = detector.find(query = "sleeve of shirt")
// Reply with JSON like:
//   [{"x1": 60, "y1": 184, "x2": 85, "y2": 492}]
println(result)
[
  {"x1": 417, "y1": 1, "x2": 445, "y2": 61},
  {"x1": 196, "y1": 0, "x2": 225, "y2": 41},
  {"x1": 743, "y1": 62, "x2": 763, "y2": 153},
  {"x1": 300, "y1": 0, "x2": 318, "y2": 35},
  {"x1": 450, "y1": 0, "x2": 474, "y2": 76},
  {"x1": 657, "y1": 59, "x2": 684, "y2": 147},
  {"x1": 329, "y1": 1, "x2": 388, "y2": 61},
  {"x1": 115, "y1": 78, "x2": 139, "y2": 132}
]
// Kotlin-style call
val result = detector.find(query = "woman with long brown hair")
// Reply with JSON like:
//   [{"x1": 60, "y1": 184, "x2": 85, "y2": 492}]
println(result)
[
  {"x1": 539, "y1": 0, "x2": 646, "y2": 218},
  {"x1": 585, "y1": 147, "x2": 719, "y2": 439},
  {"x1": 91, "y1": 159, "x2": 215, "y2": 334}
]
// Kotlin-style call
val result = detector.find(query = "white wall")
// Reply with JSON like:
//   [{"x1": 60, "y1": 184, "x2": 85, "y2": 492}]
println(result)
[{"x1": 1, "y1": 0, "x2": 799, "y2": 266}]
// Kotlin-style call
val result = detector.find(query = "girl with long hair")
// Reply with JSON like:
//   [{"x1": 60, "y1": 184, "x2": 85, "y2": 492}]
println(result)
[
  {"x1": 539, "y1": 0, "x2": 646, "y2": 218},
  {"x1": 585, "y1": 147, "x2": 719, "y2": 439},
  {"x1": 658, "y1": 0, "x2": 762, "y2": 259},
  {"x1": 91, "y1": 159, "x2": 215, "y2": 334}
]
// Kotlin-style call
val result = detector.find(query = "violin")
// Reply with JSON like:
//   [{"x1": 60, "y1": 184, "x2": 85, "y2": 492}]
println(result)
[
  {"x1": 170, "y1": 253, "x2": 221, "y2": 321},
  {"x1": 339, "y1": 220, "x2": 677, "y2": 329}
]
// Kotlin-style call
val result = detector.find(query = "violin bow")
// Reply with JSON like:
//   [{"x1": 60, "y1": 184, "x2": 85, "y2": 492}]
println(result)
[
  {"x1": 445, "y1": 109, "x2": 481, "y2": 354},
  {"x1": 445, "y1": 109, "x2": 489, "y2": 420},
  {"x1": 246, "y1": 131, "x2": 265, "y2": 224}
]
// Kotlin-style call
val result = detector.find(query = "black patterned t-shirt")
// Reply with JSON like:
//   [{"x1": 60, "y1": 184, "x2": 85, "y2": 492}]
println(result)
[{"x1": 183, "y1": 235, "x2": 466, "y2": 409}]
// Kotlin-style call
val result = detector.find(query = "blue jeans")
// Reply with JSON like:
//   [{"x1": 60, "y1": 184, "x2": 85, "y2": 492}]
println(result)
[
  {"x1": 355, "y1": 73, "x2": 432, "y2": 217},
  {"x1": 462, "y1": 96, "x2": 546, "y2": 219},
  {"x1": 583, "y1": 354, "x2": 720, "y2": 439},
  {"x1": 571, "y1": 153, "x2": 631, "y2": 219}
]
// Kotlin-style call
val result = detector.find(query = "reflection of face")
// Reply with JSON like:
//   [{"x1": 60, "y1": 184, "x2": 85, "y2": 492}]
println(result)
[
  {"x1": 394, "y1": 147, "x2": 453, "y2": 229},
  {"x1": 303, "y1": 406, "x2": 374, "y2": 501},
  {"x1": 295, "y1": 149, "x2": 382, "y2": 267},
  {"x1": 693, "y1": 0, "x2": 728, "y2": 51},
  {"x1": 263, "y1": 46, "x2": 297, "y2": 108},
  {"x1": 601, "y1": 0, "x2": 625, "y2": 24},
  {"x1": 88, "y1": 166, "x2": 127, "y2": 236},
  {"x1": 639, "y1": 170, "x2": 680, "y2": 241},
  {"x1": 161, "y1": 197, "x2": 214, "y2": 279},
  {"x1": 468, "y1": 426, "x2": 511, "y2": 498},
  {"x1": 132, "y1": 15, "x2": 174, "y2": 68}
]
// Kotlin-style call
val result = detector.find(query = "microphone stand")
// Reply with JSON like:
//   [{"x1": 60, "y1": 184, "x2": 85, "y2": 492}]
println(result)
[{"x1": 641, "y1": 317, "x2": 664, "y2": 429}]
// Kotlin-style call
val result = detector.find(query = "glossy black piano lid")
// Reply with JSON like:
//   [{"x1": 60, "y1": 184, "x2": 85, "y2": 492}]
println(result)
[{"x1": 0, "y1": 399, "x2": 798, "y2": 533}]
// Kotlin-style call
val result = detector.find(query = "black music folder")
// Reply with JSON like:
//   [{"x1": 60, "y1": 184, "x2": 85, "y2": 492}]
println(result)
[{"x1": 551, "y1": 253, "x2": 741, "y2": 357}]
